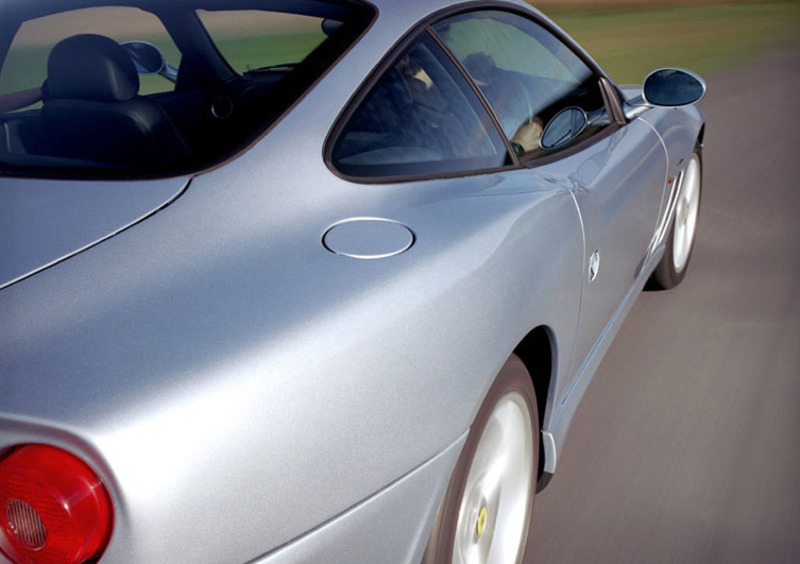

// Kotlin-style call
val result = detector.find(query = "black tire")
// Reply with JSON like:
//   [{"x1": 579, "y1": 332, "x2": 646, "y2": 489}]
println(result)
[
  {"x1": 423, "y1": 355, "x2": 538, "y2": 564},
  {"x1": 650, "y1": 143, "x2": 703, "y2": 290}
]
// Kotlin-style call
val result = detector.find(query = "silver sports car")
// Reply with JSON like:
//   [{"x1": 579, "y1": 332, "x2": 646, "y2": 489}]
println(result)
[{"x1": 0, "y1": 0, "x2": 705, "y2": 562}]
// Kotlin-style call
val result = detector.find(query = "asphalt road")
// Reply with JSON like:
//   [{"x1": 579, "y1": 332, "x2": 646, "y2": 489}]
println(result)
[{"x1": 529, "y1": 49, "x2": 800, "y2": 563}]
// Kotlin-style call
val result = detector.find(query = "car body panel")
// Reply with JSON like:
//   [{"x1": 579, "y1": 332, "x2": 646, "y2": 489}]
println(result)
[
  {"x1": 0, "y1": 177, "x2": 188, "y2": 289},
  {"x1": 0, "y1": 130, "x2": 587, "y2": 561},
  {"x1": 543, "y1": 119, "x2": 668, "y2": 403},
  {"x1": 255, "y1": 433, "x2": 466, "y2": 564},
  {"x1": 0, "y1": 0, "x2": 705, "y2": 562}
]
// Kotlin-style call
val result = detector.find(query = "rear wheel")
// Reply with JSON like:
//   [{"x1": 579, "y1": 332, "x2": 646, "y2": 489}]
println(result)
[
  {"x1": 651, "y1": 144, "x2": 702, "y2": 289},
  {"x1": 423, "y1": 355, "x2": 538, "y2": 564}
]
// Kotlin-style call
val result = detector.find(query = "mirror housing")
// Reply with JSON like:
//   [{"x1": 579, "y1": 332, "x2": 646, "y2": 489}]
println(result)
[
  {"x1": 121, "y1": 41, "x2": 178, "y2": 83},
  {"x1": 322, "y1": 19, "x2": 343, "y2": 36},
  {"x1": 625, "y1": 68, "x2": 706, "y2": 120},
  {"x1": 643, "y1": 68, "x2": 706, "y2": 107}
]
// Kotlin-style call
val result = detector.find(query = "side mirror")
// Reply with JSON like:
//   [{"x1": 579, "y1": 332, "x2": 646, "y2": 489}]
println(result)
[
  {"x1": 121, "y1": 41, "x2": 178, "y2": 83},
  {"x1": 541, "y1": 106, "x2": 588, "y2": 149},
  {"x1": 643, "y1": 68, "x2": 706, "y2": 107},
  {"x1": 322, "y1": 19, "x2": 343, "y2": 36},
  {"x1": 625, "y1": 68, "x2": 706, "y2": 119}
]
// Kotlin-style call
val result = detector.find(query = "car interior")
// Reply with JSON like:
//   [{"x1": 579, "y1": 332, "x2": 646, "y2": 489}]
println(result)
[{"x1": 0, "y1": 1, "x2": 371, "y2": 177}]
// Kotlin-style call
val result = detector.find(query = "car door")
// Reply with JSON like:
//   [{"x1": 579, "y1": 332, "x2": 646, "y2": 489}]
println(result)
[{"x1": 432, "y1": 9, "x2": 668, "y2": 399}]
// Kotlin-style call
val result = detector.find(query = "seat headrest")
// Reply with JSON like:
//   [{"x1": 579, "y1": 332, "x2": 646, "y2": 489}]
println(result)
[{"x1": 47, "y1": 34, "x2": 140, "y2": 102}]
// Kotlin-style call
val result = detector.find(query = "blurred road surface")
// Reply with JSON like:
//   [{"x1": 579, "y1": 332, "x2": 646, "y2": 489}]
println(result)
[{"x1": 530, "y1": 49, "x2": 800, "y2": 563}]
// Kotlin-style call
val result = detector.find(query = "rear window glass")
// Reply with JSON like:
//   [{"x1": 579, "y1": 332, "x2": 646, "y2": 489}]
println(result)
[
  {"x1": 196, "y1": 10, "x2": 327, "y2": 76},
  {"x1": 0, "y1": 1, "x2": 372, "y2": 178},
  {"x1": 0, "y1": 7, "x2": 180, "y2": 99}
]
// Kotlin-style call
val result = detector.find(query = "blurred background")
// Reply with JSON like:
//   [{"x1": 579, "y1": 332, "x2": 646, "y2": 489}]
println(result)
[
  {"x1": 533, "y1": 0, "x2": 800, "y2": 82},
  {"x1": 526, "y1": 1, "x2": 800, "y2": 562}
]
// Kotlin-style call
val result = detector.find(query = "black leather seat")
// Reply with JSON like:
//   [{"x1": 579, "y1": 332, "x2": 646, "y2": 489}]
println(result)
[{"x1": 42, "y1": 34, "x2": 190, "y2": 166}]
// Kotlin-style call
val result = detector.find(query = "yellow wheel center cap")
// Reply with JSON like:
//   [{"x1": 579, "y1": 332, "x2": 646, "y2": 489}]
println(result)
[{"x1": 476, "y1": 506, "x2": 488, "y2": 538}]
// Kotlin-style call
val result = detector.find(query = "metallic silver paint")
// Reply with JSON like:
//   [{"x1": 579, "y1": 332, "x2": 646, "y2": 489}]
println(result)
[
  {"x1": 0, "y1": 0, "x2": 705, "y2": 561},
  {"x1": 253, "y1": 434, "x2": 467, "y2": 564},
  {"x1": 0, "y1": 177, "x2": 188, "y2": 289},
  {"x1": 322, "y1": 218, "x2": 415, "y2": 259}
]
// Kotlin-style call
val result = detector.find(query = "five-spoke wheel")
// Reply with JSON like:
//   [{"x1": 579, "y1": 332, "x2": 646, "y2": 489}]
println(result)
[{"x1": 424, "y1": 355, "x2": 538, "y2": 564}]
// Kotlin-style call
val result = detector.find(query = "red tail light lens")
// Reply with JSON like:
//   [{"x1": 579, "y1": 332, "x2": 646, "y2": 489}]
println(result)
[{"x1": 0, "y1": 444, "x2": 114, "y2": 564}]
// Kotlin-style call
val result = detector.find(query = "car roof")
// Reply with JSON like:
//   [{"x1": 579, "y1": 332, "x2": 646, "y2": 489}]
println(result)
[{"x1": 0, "y1": 0, "x2": 542, "y2": 22}]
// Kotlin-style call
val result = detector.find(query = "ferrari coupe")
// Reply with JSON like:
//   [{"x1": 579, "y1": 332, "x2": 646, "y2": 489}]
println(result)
[{"x1": 0, "y1": 0, "x2": 705, "y2": 562}]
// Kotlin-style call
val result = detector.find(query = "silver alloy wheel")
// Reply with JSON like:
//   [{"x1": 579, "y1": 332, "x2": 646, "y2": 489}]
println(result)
[
  {"x1": 672, "y1": 153, "x2": 701, "y2": 273},
  {"x1": 452, "y1": 392, "x2": 534, "y2": 564}
]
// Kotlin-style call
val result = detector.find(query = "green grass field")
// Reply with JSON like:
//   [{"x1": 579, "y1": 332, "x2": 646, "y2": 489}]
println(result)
[{"x1": 536, "y1": 2, "x2": 800, "y2": 83}]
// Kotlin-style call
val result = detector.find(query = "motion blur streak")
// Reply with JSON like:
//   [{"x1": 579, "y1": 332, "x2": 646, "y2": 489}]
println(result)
[{"x1": 530, "y1": 48, "x2": 800, "y2": 563}]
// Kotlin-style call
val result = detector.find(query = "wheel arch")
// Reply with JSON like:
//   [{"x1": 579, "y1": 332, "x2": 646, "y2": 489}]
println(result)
[{"x1": 513, "y1": 325, "x2": 556, "y2": 487}]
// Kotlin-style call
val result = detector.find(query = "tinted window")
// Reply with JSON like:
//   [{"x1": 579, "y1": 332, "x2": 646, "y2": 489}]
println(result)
[
  {"x1": 196, "y1": 10, "x2": 327, "y2": 75},
  {"x1": 331, "y1": 33, "x2": 508, "y2": 179},
  {"x1": 0, "y1": 7, "x2": 180, "y2": 99},
  {"x1": 433, "y1": 11, "x2": 610, "y2": 161},
  {"x1": 0, "y1": 1, "x2": 372, "y2": 178}
]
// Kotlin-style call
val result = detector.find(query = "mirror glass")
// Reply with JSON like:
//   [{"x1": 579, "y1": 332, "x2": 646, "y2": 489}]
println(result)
[
  {"x1": 643, "y1": 69, "x2": 705, "y2": 107},
  {"x1": 541, "y1": 107, "x2": 588, "y2": 149}
]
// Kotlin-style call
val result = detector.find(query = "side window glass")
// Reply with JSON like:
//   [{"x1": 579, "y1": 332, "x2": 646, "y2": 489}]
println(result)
[
  {"x1": 433, "y1": 11, "x2": 610, "y2": 161},
  {"x1": 331, "y1": 33, "x2": 508, "y2": 179}
]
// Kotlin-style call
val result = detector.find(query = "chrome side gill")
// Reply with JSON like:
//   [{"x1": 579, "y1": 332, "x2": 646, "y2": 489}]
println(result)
[
  {"x1": 636, "y1": 116, "x2": 674, "y2": 261},
  {"x1": 653, "y1": 168, "x2": 685, "y2": 250}
]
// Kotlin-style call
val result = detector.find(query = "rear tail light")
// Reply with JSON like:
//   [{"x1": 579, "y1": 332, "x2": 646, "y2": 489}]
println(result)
[{"x1": 0, "y1": 444, "x2": 113, "y2": 564}]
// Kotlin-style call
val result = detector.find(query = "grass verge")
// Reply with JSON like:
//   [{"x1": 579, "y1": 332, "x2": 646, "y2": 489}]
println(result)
[{"x1": 535, "y1": 2, "x2": 800, "y2": 83}]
